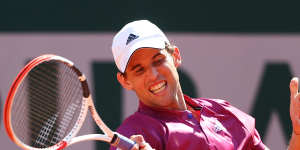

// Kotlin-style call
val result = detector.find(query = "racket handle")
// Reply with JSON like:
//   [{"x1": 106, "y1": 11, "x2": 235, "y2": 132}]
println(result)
[{"x1": 111, "y1": 133, "x2": 136, "y2": 150}]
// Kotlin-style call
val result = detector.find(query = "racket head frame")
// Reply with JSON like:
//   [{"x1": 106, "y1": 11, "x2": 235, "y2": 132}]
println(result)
[
  {"x1": 3, "y1": 54, "x2": 91, "y2": 150},
  {"x1": 4, "y1": 54, "x2": 135, "y2": 150}
]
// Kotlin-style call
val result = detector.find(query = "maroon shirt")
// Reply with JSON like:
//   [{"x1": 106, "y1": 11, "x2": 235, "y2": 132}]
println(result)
[{"x1": 110, "y1": 95, "x2": 266, "y2": 150}]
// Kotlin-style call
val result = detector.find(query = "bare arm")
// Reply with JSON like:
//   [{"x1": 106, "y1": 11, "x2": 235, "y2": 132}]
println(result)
[
  {"x1": 288, "y1": 133, "x2": 300, "y2": 150},
  {"x1": 288, "y1": 77, "x2": 300, "y2": 150}
]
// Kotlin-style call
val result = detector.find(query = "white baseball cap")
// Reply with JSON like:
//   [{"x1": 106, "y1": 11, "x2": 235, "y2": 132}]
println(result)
[{"x1": 112, "y1": 20, "x2": 170, "y2": 73}]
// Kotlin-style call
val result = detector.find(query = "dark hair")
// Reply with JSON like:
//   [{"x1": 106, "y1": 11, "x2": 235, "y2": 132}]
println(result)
[
  {"x1": 165, "y1": 42, "x2": 176, "y2": 54},
  {"x1": 120, "y1": 71, "x2": 127, "y2": 78}
]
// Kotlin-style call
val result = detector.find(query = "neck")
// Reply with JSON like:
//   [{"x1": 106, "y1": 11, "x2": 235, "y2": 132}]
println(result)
[{"x1": 175, "y1": 84, "x2": 187, "y2": 110}]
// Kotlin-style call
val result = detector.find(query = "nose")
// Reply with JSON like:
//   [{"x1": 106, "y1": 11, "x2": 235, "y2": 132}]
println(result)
[{"x1": 147, "y1": 66, "x2": 159, "y2": 81}]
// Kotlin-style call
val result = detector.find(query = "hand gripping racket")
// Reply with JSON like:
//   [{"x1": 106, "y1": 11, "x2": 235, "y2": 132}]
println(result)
[{"x1": 4, "y1": 54, "x2": 136, "y2": 150}]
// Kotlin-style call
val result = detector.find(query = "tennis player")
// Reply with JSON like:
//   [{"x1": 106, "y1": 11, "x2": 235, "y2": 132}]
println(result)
[{"x1": 110, "y1": 20, "x2": 300, "y2": 150}]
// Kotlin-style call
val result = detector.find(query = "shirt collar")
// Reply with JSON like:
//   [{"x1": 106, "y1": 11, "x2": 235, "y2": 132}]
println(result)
[{"x1": 137, "y1": 95, "x2": 202, "y2": 119}]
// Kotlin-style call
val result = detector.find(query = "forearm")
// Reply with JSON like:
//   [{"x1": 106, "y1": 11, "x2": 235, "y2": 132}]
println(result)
[{"x1": 288, "y1": 133, "x2": 300, "y2": 150}]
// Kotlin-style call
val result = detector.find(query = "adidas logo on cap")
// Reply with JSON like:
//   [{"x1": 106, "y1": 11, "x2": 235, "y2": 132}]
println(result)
[{"x1": 126, "y1": 34, "x2": 139, "y2": 45}]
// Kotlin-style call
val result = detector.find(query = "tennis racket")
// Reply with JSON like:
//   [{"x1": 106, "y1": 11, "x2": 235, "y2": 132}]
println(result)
[{"x1": 4, "y1": 54, "x2": 136, "y2": 150}]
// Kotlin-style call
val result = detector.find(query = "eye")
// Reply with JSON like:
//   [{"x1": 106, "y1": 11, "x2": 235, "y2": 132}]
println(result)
[
  {"x1": 153, "y1": 56, "x2": 165, "y2": 66},
  {"x1": 135, "y1": 67, "x2": 145, "y2": 75}
]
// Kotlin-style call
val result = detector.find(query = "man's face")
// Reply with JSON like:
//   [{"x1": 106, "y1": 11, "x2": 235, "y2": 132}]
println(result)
[{"x1": 122, "y1": 47, "x2": 181, "y2": 110}]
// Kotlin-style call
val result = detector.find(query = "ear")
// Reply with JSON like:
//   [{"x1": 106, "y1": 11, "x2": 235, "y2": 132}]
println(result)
[
  {"x1": 117, "y1": 72, "x2": 133, "y2": 90},
  {"x1": 172, "y1": 46, "x2": 182, "y2": 68}
]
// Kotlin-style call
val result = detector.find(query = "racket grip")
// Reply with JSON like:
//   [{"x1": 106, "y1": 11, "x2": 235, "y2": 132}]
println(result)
[{"x1": 111, "y1": 133, "x2": 136, "y2": 150}]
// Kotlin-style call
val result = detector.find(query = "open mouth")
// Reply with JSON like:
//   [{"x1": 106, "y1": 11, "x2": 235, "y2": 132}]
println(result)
[{"x1": 149, "y1": 81, "x2": 167, "y2": 94}]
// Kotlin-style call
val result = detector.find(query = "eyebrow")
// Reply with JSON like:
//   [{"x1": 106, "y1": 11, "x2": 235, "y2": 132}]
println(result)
[
  {"x1": 130, "y1": 64, "x2": 142, "y2": 71},
  {"x1": 152, "y1": 52, "x2": 162, "y2": 60}
]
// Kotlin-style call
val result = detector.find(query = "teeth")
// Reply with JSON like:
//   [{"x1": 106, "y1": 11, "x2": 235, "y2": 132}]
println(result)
[{"x1": 150, "y1": 81, "x2": 166, "y2": 94}]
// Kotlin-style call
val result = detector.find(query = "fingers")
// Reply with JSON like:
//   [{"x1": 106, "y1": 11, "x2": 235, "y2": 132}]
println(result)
[
  {"x1": 130, "y1": 135, "x2": 153, "y2": 150},
  {"x1": 130, "y1": 135, "x2": 146, "y2": 149},
  {"x1": 290, "y1": 77, "x2": 299, "y2": 99}
]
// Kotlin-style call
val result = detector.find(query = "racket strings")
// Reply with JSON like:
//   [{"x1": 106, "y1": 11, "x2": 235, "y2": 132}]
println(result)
[
  {"x1": 11, "y1": 81, "x2": 30, "y2": 142},
  {"x1": 12, "y1": 67, "x2": 60, "y2": 143},
  {"x1": 29, "y1": 61, "x2": 60, "y2": 148},
  {"x1": 37, "y1": 61, "x2": 82, "y2": 147},
  {"x1": 58, "y1": 64, "x2": 82, "y2": 115},
  {"x1": 11, "y1": 60, "x2": 83, "y2": 148},
  {"x1": 51, "y1": 63, "x2": 83, "y2": 142},
  {"x1": 11, "y1": 62, "x2": 59, "y2": 147}
]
